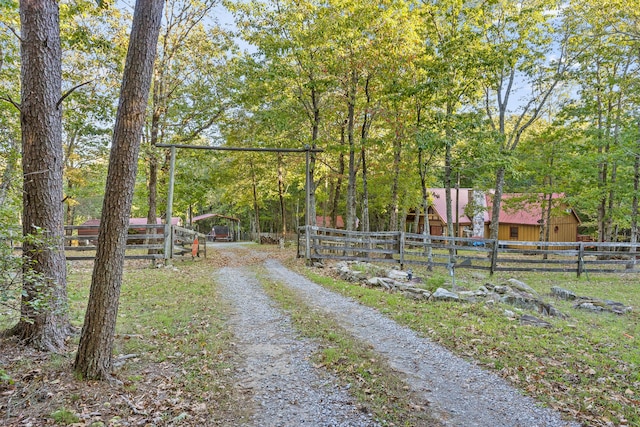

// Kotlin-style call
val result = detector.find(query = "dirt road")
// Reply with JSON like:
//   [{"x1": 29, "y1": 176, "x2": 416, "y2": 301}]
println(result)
[{"x1": 213, "y1": 245, "x2": 578, "y2": 427}]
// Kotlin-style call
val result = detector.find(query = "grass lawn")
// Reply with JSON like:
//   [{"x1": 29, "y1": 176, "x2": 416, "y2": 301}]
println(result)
[{"x1": 1, "y1": 259, "x2": 249, "y2": 426}]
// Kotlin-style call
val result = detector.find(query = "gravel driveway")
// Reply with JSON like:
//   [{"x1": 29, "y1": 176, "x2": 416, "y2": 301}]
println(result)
[{"x1": 214, "y1": 247, "x2": 579, "y2": 427}]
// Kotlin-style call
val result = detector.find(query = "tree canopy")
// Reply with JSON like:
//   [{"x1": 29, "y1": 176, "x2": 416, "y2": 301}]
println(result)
[{"x1": 2, "y1": 0, "x2": 640, "y2": 246}]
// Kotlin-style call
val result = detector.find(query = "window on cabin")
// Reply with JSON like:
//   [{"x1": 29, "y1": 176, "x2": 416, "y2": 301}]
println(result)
[{"x1": 510, "y1": 226, "x2": 519, "y2": 239}]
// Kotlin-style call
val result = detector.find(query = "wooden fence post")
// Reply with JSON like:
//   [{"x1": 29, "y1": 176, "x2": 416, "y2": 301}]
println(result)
[
  {"x1": 163, "y1": 223, "x2": 171, "y2": 263},
  {"x1": 577, "y1": 242, "x2": 584, "y2": 278},
  {"x1": 305, "y1": 224, "x2": 311, "y2": 264},
  {"x1": 399, "y1": 231, "x2": 405, "y2": 269}
]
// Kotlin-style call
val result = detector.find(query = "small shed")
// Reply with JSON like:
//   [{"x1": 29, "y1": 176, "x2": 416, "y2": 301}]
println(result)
[{"x1": 192, "y1": 213, "x2": 241, "y2": 242}]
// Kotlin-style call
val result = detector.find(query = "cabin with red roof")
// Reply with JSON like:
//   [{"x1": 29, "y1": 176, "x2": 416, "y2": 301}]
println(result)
[
  {"x1": 316, "y1": 215, "x2": 345, "y2": 229},
  {"x1": 77, "y1": 217, "x2": 182, "y2": 239},
  {"x1": 488, "y1": 193, "x2": 580, "y2": 248},
  {"x1": 406, "y1": 189, "x2": 489, "y2": 237},
  {"x1": 406, "y1": 190, "x2": 580, "y2": 246}
]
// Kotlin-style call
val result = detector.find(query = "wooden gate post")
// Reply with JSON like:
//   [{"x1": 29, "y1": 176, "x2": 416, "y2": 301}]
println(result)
[
  {"x1": 305, "y1": 224, "x2": 311, "y2": 264},
  {"x1": 164, "y1": 145, "x2": 176, "y2": 265}
]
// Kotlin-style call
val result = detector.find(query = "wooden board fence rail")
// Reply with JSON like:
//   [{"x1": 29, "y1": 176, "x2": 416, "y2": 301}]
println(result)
[
  {"x1": 56, "y1": 225, "x2": 207, "y2": 261},
  {"x1": 297, "y1": 226, "x2": 640, "y2": 276}
]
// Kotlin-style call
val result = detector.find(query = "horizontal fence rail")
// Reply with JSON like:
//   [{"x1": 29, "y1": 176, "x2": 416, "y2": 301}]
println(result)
[
  {"x1": 297, "y1": 226, "x2": 640, "y2": 276},
  {"x1": 7, "y1": 225, "x2": 209, "y2": 261}
]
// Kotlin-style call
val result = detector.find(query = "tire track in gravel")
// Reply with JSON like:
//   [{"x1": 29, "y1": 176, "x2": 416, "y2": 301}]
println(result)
[
  {"x1": 264, "y1": 259, "x2": 581, "y2": 427},
  {"x1": 216, "y1": 265, "x2": 380, "y2": 427}
]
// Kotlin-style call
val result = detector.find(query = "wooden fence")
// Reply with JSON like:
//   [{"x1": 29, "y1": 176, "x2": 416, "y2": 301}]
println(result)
[
  {"x1": 63, "y1": 224, "x2": 206, "y2": 261},
  {"x1": 297, "y1": 226, "x2": 640, "y2": 276}
]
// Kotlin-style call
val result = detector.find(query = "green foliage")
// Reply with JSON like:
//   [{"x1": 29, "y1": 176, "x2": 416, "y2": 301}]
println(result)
[
  {"x1": 0, "y1": 215, "x2": 57, "y2": 328},
  {"x1": 0, "y1": 368, "x2": 13, "y2": 385},
  {"x1": 5, "y1": 0, "x2": 640, "y2": 241},
  {"x1": 50, "y1": 408, "x2": 80, "y2": 425}
]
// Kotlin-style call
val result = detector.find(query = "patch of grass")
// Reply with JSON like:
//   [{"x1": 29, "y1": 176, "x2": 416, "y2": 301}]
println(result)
[
  {"x1": 293, "y1": 263, "x2": 640, "y2": 427},
  {"x1": 257, "y1": 271, "x2": 439, "y2": 427},
  {"x1": 0, "y1": 367, "x2": 13, "y2": 385},
  {"x1": 50, "y1": 407, "x2": 80, "y2": 424},
  {"x1": 422, "y1": 273, "x2": 448, "y2": 291},
  {"x1": 108, "y1": 261, "x2": 248, "y2": 418}
]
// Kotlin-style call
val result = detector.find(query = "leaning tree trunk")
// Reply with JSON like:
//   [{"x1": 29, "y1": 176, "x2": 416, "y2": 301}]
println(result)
[
  {"x1": 6, "y1": 0, "x2": 69, "y2": 352},
  {"x1": 74, "y1": 0, "x2": 163, "y2": 380}
]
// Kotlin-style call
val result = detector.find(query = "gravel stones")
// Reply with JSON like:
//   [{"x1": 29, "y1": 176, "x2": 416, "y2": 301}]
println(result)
[
  {"x1": 216, "y1": 266, "x2": 380, "y2": 427},
  {"x1": 265, "y1": 260, "x2": 579, "y2": 427}
]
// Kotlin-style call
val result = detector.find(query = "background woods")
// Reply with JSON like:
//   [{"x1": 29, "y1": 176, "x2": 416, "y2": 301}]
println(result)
[{"x1": 4, "y1": 0, "x2": 640, "y2": 243}]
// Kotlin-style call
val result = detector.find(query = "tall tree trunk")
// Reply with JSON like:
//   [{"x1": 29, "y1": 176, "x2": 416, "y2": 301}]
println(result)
[
  {"x1": 346, "y1": 70, "x2": 358, "y2": 231},
  {"x1": 389, "y1": 121, "x2": 402, "y2": 231},
  {"x1": 489, "y1": 166, "x2": 506, "y2": 241},
  {"x1": 74, "y1": 0, "x2": 163, "y2": 380},
  {"x1": 418, "y1": 145, "x2": 433, "y2": 269},
  {"x1": 250, "y1": 158, "x2": 261, "y2": 240},
  {"x1": 629, "y1": 122, "x2": 640, "y2": 265},
  {"x1": 605, "y1": 90, "x2": 624, "y2": 242},
  {"x1": 6, "y1": 0, "x2": 69, "y2": 352},
  {"x1": 146, "y1": 99, "x2": 161, "y2": 255},
  {"x1": 359, "y1": 75, "x2": 373, "y2": 233},
  {"x1": 330, "y1": 122, "x2": 346, "y2": 229},
  {"x1": 360, "y1": 144, "x2": 369, "y2": 233},
  {"x1": 307, "y1": 86, "x2": 320, "y2": 227},
  {"x1": 277, "y1": 152, "x2": 286, "y2": 237},
  {"x1": 444, "y1": 102, "x2": 454, "y2": 239},
  {"x1": 146, "y1": 45, "x2": 164, "y2": 235}
]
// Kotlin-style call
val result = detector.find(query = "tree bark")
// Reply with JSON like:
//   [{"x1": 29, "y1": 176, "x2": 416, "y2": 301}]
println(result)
[
  {"x1": 359, "y1": 75, "x2": 373, "y2": 233},
  {"x1": 330, "y1": 121, "x2": 346, "y2": 229},
  {"x1": 6, "y1": 0, "x2": 69, "y2": 352},
  {"x1": 489, "y1": 166, "x2": 506, "y2": 241},
  {"x1": 74, "y1": 0, "x2": 163, "y2": 380},
  {"x1": 250, "y1": 158, "x2": 261, "y2": 240},
  {"x1": 346, "y1": 70, "x2": 358, "y2": 231},
  {"x1": 277, "y1": 152, "x2": 286, "y2": 237},
  {"x1": 389, "y1": 114, "x2": 402, "y2": 232}
]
